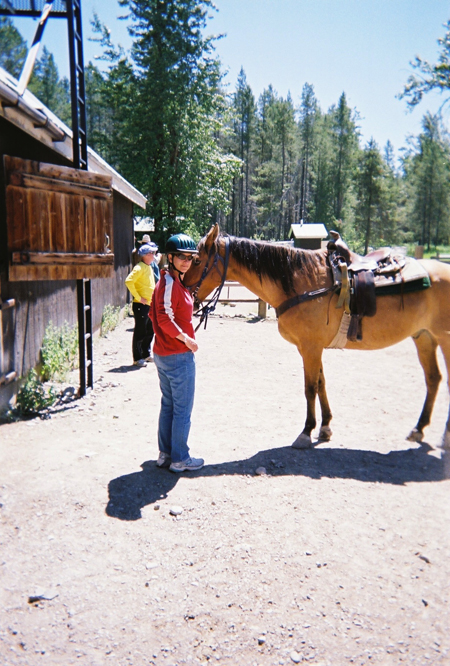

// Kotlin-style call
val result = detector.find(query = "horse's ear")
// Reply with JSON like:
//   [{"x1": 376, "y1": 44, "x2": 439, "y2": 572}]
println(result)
[{"x1": 205, "y1": 224, "x2": 220, "y2": 250}]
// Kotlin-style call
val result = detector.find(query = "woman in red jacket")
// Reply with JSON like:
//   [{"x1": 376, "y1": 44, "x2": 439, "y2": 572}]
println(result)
[{"x1": 150, "y1": 234, "x2": 204, "y2": 472}]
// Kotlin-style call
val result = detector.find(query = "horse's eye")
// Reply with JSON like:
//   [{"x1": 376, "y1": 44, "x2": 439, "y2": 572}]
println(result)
[{"x1": 193, "y1": 257, "x2": 201, "y2": 266}]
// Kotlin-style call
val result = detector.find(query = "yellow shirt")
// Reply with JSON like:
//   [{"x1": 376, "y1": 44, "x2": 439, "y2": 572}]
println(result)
[{"x1": 125, "y1": 261, "x2": 155, "y2": 304}]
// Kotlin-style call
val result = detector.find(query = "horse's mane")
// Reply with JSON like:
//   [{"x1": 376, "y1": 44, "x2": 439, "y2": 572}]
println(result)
[{"x1": 201, "y1": 234, "x2": 327, "y2": 295}]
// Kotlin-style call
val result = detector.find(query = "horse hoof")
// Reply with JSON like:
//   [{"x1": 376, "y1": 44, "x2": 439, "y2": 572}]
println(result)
[
  {"x1": 318, "y1": 426, "x2": 332, "y2": 442},
  {"x1": 292, "y1": 433, "x2": 312, "y2": 449},
  {"x1": 406, "y1": 429, "x2": 424, "y2": 443}
]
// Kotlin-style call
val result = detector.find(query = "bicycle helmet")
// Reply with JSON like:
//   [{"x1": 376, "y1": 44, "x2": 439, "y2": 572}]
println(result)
[{"x1": 165, "y1": 234, "x2": 198, "y2": 254}]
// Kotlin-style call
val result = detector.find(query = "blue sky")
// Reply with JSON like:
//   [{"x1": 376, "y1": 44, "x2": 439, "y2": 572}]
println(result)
[{"x1": 11, "y1": 0, "x2": 450, "y2": 159}]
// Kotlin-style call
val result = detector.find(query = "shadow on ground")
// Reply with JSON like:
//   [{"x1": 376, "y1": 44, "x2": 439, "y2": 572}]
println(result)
[
  {"x1": 106, "y1": 442, "x2": 450, "y2": 521},
  {"x1": 108, "y1": 365, "x2": 143, "y2": 373}
]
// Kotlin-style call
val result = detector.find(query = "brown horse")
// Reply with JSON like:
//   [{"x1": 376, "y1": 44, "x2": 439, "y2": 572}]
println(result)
[{"x1": 183, "y1": 224, "x2": 450, "y2": 450}]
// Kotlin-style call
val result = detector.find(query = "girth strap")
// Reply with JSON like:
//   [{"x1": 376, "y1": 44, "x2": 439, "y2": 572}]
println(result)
[{"x1": 276, "y1": 285, "x2": 336, "y2": 318}]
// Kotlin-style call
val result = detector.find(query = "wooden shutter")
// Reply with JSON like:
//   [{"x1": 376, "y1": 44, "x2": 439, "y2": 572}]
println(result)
[{"x1": 5, "y1": 155, "x2": 114, "y2": 281}]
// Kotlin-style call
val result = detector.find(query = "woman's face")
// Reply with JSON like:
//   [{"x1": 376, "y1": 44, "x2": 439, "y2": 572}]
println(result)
[
  {"x1": 141, "y1": 252, "x2": 155, "y2": 265},
  {"x1": 171, "y1": 252, "x2": 195, "y2": 274}
]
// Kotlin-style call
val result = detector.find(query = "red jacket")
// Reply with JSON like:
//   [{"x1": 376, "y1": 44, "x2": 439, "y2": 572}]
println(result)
[{"x1": 149, "y1": 269, "x2": 195, "y2": 356}]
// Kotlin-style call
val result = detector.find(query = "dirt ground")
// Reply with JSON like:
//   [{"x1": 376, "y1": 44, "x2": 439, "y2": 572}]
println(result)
[{"x1": 1, "y1": 302, "x2": 450, "y2": 666}]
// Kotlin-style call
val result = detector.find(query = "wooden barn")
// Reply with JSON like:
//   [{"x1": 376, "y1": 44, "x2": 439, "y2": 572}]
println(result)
[
  {"x1": 0, "y1": 65, "x2": 146, "y2": 410},
  {"x1": 289, "y1": 223, "x2": 328, "y2": 250}
]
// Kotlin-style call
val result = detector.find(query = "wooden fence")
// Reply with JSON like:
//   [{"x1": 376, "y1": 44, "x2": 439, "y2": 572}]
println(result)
[{"x1": 218, "y1": 281, "x2": 267, "y2": 318}]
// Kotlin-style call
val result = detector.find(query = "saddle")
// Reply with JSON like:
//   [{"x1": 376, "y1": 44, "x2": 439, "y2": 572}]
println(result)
[{"x1": 327, "y1": 231, "x2": 430, "y2": 345}]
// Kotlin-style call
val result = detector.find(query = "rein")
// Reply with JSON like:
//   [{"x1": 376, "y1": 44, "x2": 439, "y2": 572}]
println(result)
[{"x1": 192, "y1": 237, "x2": 230, "y2": 331}]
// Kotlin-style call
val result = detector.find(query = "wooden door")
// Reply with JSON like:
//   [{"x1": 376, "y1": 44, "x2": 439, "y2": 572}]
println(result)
[{"x1": 4, "y1": 155, "x2": 114, "y2": 281}]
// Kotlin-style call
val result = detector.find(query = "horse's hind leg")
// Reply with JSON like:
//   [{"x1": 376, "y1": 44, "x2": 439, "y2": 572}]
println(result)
[
  {"x1": 436, "y1": 336, "x2": 450, "y2": 449},
  {"x1": 407, "y1": 330, "x2": 442, "y2": 443}
]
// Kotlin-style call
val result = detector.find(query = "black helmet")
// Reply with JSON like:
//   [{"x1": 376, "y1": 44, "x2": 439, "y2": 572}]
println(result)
[{"x1": 165, "y1": 233, "x2": 197, "y2": 254}]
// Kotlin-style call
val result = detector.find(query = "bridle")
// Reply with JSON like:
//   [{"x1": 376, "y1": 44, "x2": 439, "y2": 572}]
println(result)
[{"x1": 187, "y1": 236, "x2": 230, "y2": 331}]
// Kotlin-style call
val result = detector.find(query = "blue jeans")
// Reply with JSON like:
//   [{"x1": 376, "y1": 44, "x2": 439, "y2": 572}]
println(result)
[{"x1": 153, "y1": 352, "x2": 196, "y2": 463}]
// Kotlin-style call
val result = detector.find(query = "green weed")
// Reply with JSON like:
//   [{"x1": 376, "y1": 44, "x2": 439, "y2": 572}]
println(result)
[
  {"x1": 41, "y1": 321, "x2": 78, "y2": 382},
  {"x1": 101, "y1": 304, "x2": 121, "y2": 337},
  {"x1": 14, "y1": 369, "x2": 58, "y2": 417}
]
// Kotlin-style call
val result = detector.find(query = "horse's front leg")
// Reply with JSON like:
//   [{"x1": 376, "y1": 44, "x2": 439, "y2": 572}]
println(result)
[{"x1": 292, "y1": 350, "x2": 330, "y2": 449}]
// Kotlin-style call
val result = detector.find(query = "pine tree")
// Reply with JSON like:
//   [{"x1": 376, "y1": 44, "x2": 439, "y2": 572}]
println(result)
[
  {"x1": 29, "y1": 47, "x2": 71, "y2": 124},
  {"x1": 328, "y1": 92, "x2": 359, "y2": 221},
  {"x1": 403, "y1": 114, "x2": 450, "y2": 249},
  {"x1": 117, "y1": 0, "x2": 235, "y2": 235},
  {"x1": 298, "y1": 83, "x2": 319, "y2": 223},
  {"x1": 399, "y1": 20, "x2": 450, "y2": 108},
  {"x1": 231, "y1": 68, "x2": 257, "y2": 237},
  {"x1": 0, "y1": 17, "x2": 27, "y2": 78},
  {"x1": 252, "y1": 88, "x2": 297, "y2": 239},
  {"x1": 354, "y1": 138, "x2": 384, "y2": 253}
]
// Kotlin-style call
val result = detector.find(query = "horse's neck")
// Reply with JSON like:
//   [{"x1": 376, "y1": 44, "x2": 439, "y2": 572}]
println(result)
[
  {"x1": 225, "y1": 250, "x2": 331, "y2": 308},
  {"x1": 226, "y1": 261, "x2": 289, "y2": 308}
]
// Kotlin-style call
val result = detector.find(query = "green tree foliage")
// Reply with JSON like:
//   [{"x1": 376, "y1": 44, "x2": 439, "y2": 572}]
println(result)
[
  {"x1": 309, "y1": 111, "x2": 334, "y2": 225},
  {"x1": 88, "y1": 12, "x2": 141, "y2": 177},
  {"x1": 354, "y1": 138, "x2": 385, "y2": 253},
  {"x1": 29, "y1": 47, "x2": 71, "y2": 125},
  {"x1": 114, "y1": 0, "x2": 239, "y2": 238},
  {"x1": 399, "y1": 20, "x2": 450, "y2": 109},
  {"x1": 0, "y1": 17, "x2": 27, "y2": 78},
  {"x1": 252, "y1": 87, "x2": 297, "y2": 239},
  {"x1": 0, "y1": 18, "x2": 71, "y2": 125},
  {"x1": 328, "y1": 93, "x2": 360, "y2": 222},
  {"x1": 274, "y1": 93, "x2": 298, "y2": 239},
  {"x1": 379, "y1": 140, "x2": 404, "y2": 246},
  {"x1": 402, "y1": 114, "x2": 450, "y2": 249},
  {"x1": 298, "y1": 83, "x2": 319, "y2": 223},
  {"x1": 85, "y1": 62, "x2": 113, "y2": 158},
  {"x1": 230, "y1": 68, "x2": 257, "y2": 237}
]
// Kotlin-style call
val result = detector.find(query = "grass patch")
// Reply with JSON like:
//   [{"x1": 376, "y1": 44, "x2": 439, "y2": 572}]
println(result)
[
  {"x1": 41, "y1": 321, "x2": 79, "y2": 382},
  {"x1": 101, "y1": 304, "x2": 122, "y2": 337}
]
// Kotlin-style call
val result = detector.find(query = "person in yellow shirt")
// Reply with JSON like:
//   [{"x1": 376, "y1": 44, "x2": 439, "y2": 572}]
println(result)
[{"x1": 125, "y1": 242, "x2": 157, "y2": 367}]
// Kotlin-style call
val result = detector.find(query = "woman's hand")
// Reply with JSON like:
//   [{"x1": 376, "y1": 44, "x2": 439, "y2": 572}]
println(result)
[
  {"x1": 184, "y1": 336, "x2": 198, "y2": 353},
  {"x1": 177, "y1": 333, "x2": 198, "y2": 352}
]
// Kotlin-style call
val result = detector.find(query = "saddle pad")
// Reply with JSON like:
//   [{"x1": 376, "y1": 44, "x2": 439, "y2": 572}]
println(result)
[{"x1": 374, "y1": 257, "x2": 431, "y2": 295}]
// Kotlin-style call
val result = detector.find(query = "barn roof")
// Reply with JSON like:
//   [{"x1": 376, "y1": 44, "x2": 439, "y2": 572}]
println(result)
[
  {"x1": 289, "y1": 223, "x2": 328, "y2": 239},
  {"x1": 0, "y1": 65, "x2": 147, "y2": 208}
]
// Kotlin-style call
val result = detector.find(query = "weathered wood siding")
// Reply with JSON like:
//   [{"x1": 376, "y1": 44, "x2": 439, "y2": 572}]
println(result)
[
  {"x1": 0, "y1": 118, "x2": 135, "y2": 405},
  {"x1": 5, "y1": 156, "x2": 114, "y2": 281}
]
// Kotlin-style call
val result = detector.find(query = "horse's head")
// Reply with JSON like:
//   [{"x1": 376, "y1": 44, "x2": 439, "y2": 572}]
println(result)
[{"x1": 183, "y1": 224, "x2": 225, "y2": 305}]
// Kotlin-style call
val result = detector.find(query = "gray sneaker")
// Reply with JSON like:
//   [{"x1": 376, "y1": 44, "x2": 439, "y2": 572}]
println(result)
[
  {"x1": 133, "y1": 359, "x2": 147, "y2": 367},
  {"x1": 169, "y1": 457, "x2": 204, "y2": 473},
  {"x1": 156, "y1": 451, "x2": 171, "y2": 468}
]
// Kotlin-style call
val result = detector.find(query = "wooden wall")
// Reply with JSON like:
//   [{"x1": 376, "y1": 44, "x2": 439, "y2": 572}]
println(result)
[
  {"x1": 5, "y1": 156, "x2": 114, "y2": 281},
  {"x1": 0, "y1": 117, "x2": 135, "y2": 407}
]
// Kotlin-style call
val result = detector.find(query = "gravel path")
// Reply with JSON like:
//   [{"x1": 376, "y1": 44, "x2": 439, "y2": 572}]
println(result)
[{"x1": 1, "y1": 308, "x2": 449, "y2": 665}]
